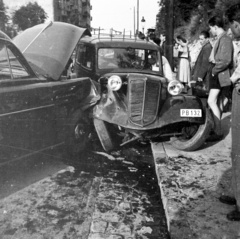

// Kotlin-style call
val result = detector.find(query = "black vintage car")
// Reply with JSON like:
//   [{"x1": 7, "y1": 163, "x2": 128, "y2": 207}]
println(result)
[
  {"x1": 0, "y1": 22, "x2": 99, "y2": 161},
  {"x1": 74, "y1": 34, "x2": 213, "y2": 152}
]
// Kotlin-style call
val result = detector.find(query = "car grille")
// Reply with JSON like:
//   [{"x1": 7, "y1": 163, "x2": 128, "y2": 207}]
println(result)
[{"x1": 128, "y1": 74, "x2": 161, "y2": 127}]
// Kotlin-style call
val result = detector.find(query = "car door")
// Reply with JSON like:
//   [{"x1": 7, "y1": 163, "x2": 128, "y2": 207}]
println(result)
[
  {"x1": 0, "y1": 40, "x2": 55, "y2": 161},
  {"x1": 75, "y1": 43, "x2": 96, "y2": 80}
]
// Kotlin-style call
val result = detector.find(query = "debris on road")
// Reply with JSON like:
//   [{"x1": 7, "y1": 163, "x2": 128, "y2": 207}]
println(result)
[{"x1": 0, "y1": 146, "x2": 169, "y2": 238}]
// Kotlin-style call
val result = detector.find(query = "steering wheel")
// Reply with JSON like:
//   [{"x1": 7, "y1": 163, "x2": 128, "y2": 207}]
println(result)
[
  {"x1": 131, "y1": 60, "x2": 145, "y2": 70},
  {"x1": 119, "y1": 61, "x2": 132, "y2": 68}
]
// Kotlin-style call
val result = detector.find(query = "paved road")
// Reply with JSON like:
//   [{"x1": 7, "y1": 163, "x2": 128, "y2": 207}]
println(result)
[
  {"x1": 0, "y1": 143, "x2": 170, "y2": 238},
  {"x1": 0, "y1": 147, "x2": 66, "y2": 199}
]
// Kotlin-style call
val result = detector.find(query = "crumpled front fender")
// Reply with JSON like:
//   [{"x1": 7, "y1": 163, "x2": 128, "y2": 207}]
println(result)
[
  {"x1": 93, "y1": 94, "x2": 205, "y2": 130},
  {"x1": 155, "y1": 94, "x2": 205, "y2": 127},
  {"x1": 80, "y1": 79, "x2": 101, "y2": 110}
]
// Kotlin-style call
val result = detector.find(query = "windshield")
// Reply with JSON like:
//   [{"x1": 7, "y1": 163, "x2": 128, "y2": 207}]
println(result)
[{"x1": 98, "y1": 47, "x2": 163, "y2": 74}]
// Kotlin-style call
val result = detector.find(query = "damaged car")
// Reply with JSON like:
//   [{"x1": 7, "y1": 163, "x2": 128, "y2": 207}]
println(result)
[
  {"x1": 0, "y1": 22, "x2": 99, "y2": 160},
  {"x1": 74, "y1": 34, "x2": 214, "y2": 152}
]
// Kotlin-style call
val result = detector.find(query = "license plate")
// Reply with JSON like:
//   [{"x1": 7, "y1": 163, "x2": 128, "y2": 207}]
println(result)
[{"x1": 180, "y1": 109, "x2": 202, "y2": 117}]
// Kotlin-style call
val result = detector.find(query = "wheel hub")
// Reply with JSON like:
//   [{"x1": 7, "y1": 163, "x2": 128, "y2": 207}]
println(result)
[{"x1": 74, "y1": 124, "x2": 86, "y2": 139}]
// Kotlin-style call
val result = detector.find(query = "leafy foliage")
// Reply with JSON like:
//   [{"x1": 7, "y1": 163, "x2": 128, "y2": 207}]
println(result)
[
  {"x1": 0, "y1": 1, "x2": 9, "y2": 32},
  {"x1": 215, "y1": 0, "x2": 240, "y2": 15},
  {"x1": 156, "y1": 0, "x2": 239, "y2": 41},
  {"x1": 12, "y1": 2, "x2": 47, "y2": 31}
]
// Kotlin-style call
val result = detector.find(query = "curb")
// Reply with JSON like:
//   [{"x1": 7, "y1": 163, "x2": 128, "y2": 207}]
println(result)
[
  {"x1": 151, "y1": 142, "x2": 170, "y2": 231},
  {"x1": 151, "y1": 142, "x2": 195, "y2": 239}
]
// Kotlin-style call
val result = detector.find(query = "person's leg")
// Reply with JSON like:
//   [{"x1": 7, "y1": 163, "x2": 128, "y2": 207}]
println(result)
[
  {"x1": 219, "y1": 86, "x2": 231, "y2": 114},
  {"x1": 207, "y1": 88, "x2": 222, "y2": 135}
]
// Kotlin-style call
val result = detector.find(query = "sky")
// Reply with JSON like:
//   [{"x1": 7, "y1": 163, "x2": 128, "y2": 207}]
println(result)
[{"x1": 91, "y1": 0, "x2": 159, "y2": 34}]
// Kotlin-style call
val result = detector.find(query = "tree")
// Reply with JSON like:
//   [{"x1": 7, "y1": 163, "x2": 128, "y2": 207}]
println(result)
[
  {"x1": 186, "y1": 0, "x2": 239, "y2": 40},
  {"x1": 156, "y1": 0, "x2": 217, "y2": 40},
  {"x1": 214, "y1": 0, "x2": 240, "y2": 15},
  {"x1": 12, "y1": 2, "x2": 47, "y2": 31},
  {"x1": 0, "y1": 1, "x2": 9, "y2": 32}
]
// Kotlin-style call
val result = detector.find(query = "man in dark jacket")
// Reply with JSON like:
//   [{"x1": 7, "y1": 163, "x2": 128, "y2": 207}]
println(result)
[
  {"x1": 220, "y1": 2, "x2": 240, "y2": 221},
  {"x1": 192, "y1": 30, "x2": 212, "y2": 85}
]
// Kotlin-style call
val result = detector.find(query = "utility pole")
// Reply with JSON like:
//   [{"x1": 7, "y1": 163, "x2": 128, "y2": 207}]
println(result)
[
  {"x1": 137, "y1": 0, "x2": 139, "y2": 34},
  {"x1": 165, "y1": 0, "x2": 174, "y2": 69}
]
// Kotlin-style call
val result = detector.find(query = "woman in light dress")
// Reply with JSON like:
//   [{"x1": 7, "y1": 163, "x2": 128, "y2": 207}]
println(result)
[
  {"x1": 176, "y1": 35, "x2": 191, "y2": 86},
  {"x1": 162, "y1": 55, "x2": 174, "y2": 81}
]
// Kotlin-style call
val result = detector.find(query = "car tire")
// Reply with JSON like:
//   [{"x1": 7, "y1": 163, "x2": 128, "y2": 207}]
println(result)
[
  {"x1": 170, "y1": 108, "x2": 213, "y2": 151},
  {"x1": 93, "y1": 118, "x2": 114, "y2": 152},
  {"x1": 65, "y1": 109, "x2": 90, "y2": 157}
]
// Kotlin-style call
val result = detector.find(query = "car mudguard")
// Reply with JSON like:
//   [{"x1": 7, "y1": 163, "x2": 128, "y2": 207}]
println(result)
[{"x1": 93, "y1": 93, "x2": 205, "y2": 130}]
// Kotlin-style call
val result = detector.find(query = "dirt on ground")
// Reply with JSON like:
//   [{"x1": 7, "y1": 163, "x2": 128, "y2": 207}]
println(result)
[{"x1": 152, "y1": 112, "x2": 240, "y2": 239}]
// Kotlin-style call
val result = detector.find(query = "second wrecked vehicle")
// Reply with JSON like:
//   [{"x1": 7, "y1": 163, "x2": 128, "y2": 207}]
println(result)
[{"x1": 0, "y1": 22, "x2": 99, "y2": 160}]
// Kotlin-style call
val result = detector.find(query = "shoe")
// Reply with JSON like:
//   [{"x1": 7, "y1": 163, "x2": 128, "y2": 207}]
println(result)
[
  {"x1": 227, "y1": 210, "x2": 240, "y2": 221},
  {"x1": 219, "y1": 195, "x2": 236, "y2": 205},
  {"x1": 206, "y1": 133, "x2": 223, "y2": 142}
]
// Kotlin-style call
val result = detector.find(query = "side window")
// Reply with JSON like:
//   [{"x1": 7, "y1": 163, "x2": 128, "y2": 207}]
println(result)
[
  {"x1": 77, "y1": 44, "x2": 93, "y2": 70},
  {"x1": 7, "y1": 46, "x2": 29, "y2": 78},
  {"x1": 0, "y1": 44, "x2": 11, "y2": 79},
  {"x1": 0, "y1": 44, "x2": 29, "y2": 79}
]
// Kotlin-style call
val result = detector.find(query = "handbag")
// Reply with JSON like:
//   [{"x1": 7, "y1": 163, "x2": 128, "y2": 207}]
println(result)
[
  {"x1": 192, "y1": 80, "x2": 209, "y2": 98},
  {"x1": 192, "y1": 64, "x2": 213, "y2": 98}
]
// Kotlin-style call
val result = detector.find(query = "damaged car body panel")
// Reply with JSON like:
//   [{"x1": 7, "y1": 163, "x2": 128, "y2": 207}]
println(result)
[
  {"x1": 93, "y1": 73, "x2": 204, "y2": 130},
  {"x1": 0, "y1": 23, "x2": 99, "y2": 161}
]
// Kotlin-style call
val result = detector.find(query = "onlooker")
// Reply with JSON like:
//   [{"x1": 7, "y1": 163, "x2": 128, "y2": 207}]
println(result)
[
  {"x1": 191, "y1": 30, "x2": 212, "y2": 88},
  {"x1": 149, "y1": 51, "x2": 173, "y2": 81},
  {"x1": 221, "y1": 2, "x2": 240, "y2": 221},
  {"x1": 189, "y1": 39, "x2": 202, "y2": 69},
  {"x1": 176, "y1": 35, "x2": 191, "y2": 87},
  {"x1": 173, "y1": 41, "x2": 179, "y2": 72},
  {"x1": 227, "y1": 28, "x2": 240, "y2": 71},
  {"x1": 160, "y1": 33, "x2": 166, "y2": 56},
  {"x1": 162, "y1": 55, "x2": 174, "y2": 81},
  {"x1": 207, "y1": 15, "x2": 233, "y2": 141},
  {"x1": 148, "y1": 32, "x2": 160, "y2": 46}
]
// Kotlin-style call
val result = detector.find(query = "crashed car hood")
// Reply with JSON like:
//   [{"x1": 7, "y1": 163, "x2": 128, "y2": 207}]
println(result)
[{"x1": 13, "y1": 22, "x2": 91, "y2": 80}]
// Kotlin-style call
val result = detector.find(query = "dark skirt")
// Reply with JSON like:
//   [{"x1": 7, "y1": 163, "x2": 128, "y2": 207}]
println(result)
[
  {"x1": 209, "y1": 73, "x2": 221, "y2": 90},
  {"x1": 208, "y1": 63, "x2": 233, "y2": 99}
]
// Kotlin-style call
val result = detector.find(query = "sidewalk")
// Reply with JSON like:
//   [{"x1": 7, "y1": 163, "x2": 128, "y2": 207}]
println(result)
[{"x1": 151, "y1": 112, "x2": 240, "y2": 239}]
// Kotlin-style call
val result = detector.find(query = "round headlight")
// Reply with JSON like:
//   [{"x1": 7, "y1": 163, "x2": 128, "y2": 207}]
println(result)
[
  {"x1": 108, "y1": 75, "x2": 122, "y2": 91},
  {"x1": 167, "y1": 80, "x2": 184, "y2": 95}
]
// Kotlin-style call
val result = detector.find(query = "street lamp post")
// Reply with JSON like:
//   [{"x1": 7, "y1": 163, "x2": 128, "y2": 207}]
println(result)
[{"x1": 141, "y1": 16, "x2": 146, "y2": 34}]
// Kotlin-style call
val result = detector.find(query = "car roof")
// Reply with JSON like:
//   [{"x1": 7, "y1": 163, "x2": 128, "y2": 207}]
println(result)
[{"x1": 80, "y1": 35, "x2": 160, "y2": 50}]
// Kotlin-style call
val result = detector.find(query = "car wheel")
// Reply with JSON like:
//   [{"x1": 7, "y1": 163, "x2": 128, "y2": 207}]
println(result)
[
  {"x1": 65, "y1": 109, "x2": 90, "y2": 157},
  {"x1": 170, "y1": 108, "x2": 213, "y2": 151},
  {"x1": 93, "y1": 118, "x2": 114, "y2": 152}
]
